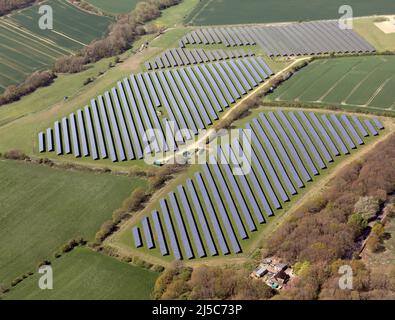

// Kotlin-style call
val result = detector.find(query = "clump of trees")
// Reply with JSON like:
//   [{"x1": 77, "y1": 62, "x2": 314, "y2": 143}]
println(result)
[
  {"x1": 267, "y1": 133, "x2": 395, "y2": 299},
  {"x1": 153, "y1": 262, "x2": 274, "y2": 300},
  {"x1": 0, "y1": 71, "x2": 55, "y2": 106},
  {"x1": 0, "y1": 0, "x2": 35, "y2": 16}
]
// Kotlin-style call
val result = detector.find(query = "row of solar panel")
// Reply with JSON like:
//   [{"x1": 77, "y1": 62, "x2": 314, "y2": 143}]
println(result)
[
  {"x1": 38, "y1": 57, "x2": 273, "y2": 161},
  {"x1": 145, "y1": 48, "x2": 255, "y2": 70},
  {"x1": 180, "y1": 20, "x2": 375, "y2": 57},
  {"x1": 132, "y1": 112, "x2": 384, "y2": 259}
]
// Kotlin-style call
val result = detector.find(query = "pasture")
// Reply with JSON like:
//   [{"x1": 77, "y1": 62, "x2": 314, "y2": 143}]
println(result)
[
  {"x1": 267, "y1": 56, "x2": 395, "y2": 113},
  {"x1": 114, "y1": 109, "x2": 386, "y2": 262},
  {"x1": 185, "y1": 0, "x2": 395, "y2": 25},
  {"x1": 86, "y1": 0, "x2": 140, "y2": 14},
  {"x1": 0, "y1": 0, "x2": 112, "y2": 92},
  {"x1": 3, "y1": 247, "x2": 158, "y2": 300},
  {"x1": 0, "y1": 160, "x2": 146, "y2": 287}
]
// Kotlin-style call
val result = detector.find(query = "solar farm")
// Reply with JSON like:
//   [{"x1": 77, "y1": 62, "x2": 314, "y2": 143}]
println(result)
[
  {"x1": 0, "y1": 0, "x2": 112, "y2": 92},
  {"x1": 38, "y1": 57, "x2": 274, "y2": 161},
  {"x1": 127, "y1": 111, "x2": 385, "y2": 260},
  {"x1": 1, "y1": 0, "x2": 395, "y2": 301}
]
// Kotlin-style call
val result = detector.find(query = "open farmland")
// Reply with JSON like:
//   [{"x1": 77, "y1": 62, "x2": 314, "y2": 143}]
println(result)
[
  {"x1": 267, "y1": 56, "x2": 395, "y2": 114},
  {"x1": 0, "y1": 0, "x2": 112, "y2": 92},
  {"x1": 86, "y1": 0, "x2": 140, "y2": 14},
  {"x1": 0, "y1": 160, "x2": 146, "y2": 287},
  {"x1": 186, "y1": 0, "x2": 395, "y2": 25},
  {"x1": 113, "y1": 109, "x2": 387, "y2": 262},
  {"x1": 3, "y1": 247, "x2": 158, "y2": 300}
]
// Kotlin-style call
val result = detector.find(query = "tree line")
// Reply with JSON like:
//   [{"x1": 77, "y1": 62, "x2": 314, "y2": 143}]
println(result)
[{"x1": 0, "y1": 0, "x2": 36, "y2": 16}]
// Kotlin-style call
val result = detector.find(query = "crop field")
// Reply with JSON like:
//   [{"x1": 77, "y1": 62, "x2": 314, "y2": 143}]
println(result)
[
  {"x1": 267, "y1": 56, "x2": 395, "y2": 113},
  {"x1": 3, "y1": 247, "x2": 158, "y2": 300},
  {"x1": 185, "y1": 0, "x2": 395, "y2": 25},
  {"x1": 113, "y1": 109, "x2": 386, "y2": 262},
  {"x1": 86, "y1": 0, "x2": 140, "y2": 14},
  {"x1": 0, "y1": 160, "x2": 146, "y2": 287},
  {"x1": 0, "y1": 0, "x2": 112, "y2": 92}
]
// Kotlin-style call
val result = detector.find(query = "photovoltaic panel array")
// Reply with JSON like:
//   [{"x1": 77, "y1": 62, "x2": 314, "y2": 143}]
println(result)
[
  {"x1": 132, "y1": 111, "x2": 384, "y2": 260},
  {"x1": 38, "y1": 57, "x2": 272, "y2": 161},
  {"x1": 180, "y1": 20, "x2": 375, "y2": 57}
]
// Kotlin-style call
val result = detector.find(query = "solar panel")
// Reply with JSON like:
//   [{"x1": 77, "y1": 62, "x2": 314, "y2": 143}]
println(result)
[
  {"x1": 84, "y1": 106, "x2": 99, "y2": 160},
  {"x1": 165, "y1": 50, "x2": 177, "y2": 67},
  {"x1": 241, "y1": 128, "x2": 284, "y2": 207},
  {"x1": 123, "y1": 78, "x2": 152, "y2": 154},
  {"x1": 165, "y1": 70, "x2": 198, "y2": 135},
  {"x1": 142, "y1": 217, "x2": 155, "y2": 249},
  {"x1": 54, "y1": 121, "x2": 62, "y2": 155},
  {"x1": 176, "y1": 49, "x2": 190, "y2": 65},
  {"x1": 364, "y1": 119, "x2": 378, "y2": 136},
  {"x1": 171, "y1": 69, "x2": 205, "y2": 129},
  {"x1": 215, "y1": 149, "x2": 257, "y2": 230},
  {"x1": 220, "y1": 61, "x2": 246, "y2": 95},
  {"x1": 235, "y1": 60, "x2": 258, "y2": 87},
  {"x1": 183, "y1": 67, "x2": 217, "y2": 121},
  {"x1": 197, "y1": 49, "x2": 209, "y2": 62},
  {"x1": 90, "y1": 99, "x2": 107, "y2": 159},
  {"x1": 277, "y1": 111, "x2": 319, "y2": 175},
  {"x1": 117, "y1": 81, "x2": 143, "y2": 159},
  {"x1": 200, "y1": 64, "x2": 229, "y2": 108},
  {"x1": 227, "y1": 143, "x2": 268, "y2": 221},
  {"x1": 256, "y1": 57, "x2": 274, "y2": 76},
  {"x1": 160, "y1": 199, "x2": 182, "y2": 260},
  {"x1": 340, "y1": 115, "x2": 364, "y2": 146},
  {"x1": 104, "y1": 92, "x2": 126, "y2": 161},
  {"x1": 246, "y1": 123, "x2": 289, "y2": 202},
  {"x1": 168, "y1": 193, "x2": 194, "y2": 259},
  {"x1": 330, "y1": 114, "x2": 356, "y2": 150},
  {"x1": 194, "y1": 172, "x2": 229, "y2": 255},
  {"x1": 298, "y1": 111, "x2": 332, "y2": 163},
  {"x1": 206, "y1": 63, "x2": 235, "y2": 104},
  {"x1": 252, "y1": 118, "x2": 297, "y2": 195},
  {"x1": 111, "y1": 88, "x2": 134, "y2": 160},
  {"x1": 178, "y1": 68, "x2": 213, "y2": 125},
  {"x1": 157, "y1": 72, "x2": 192, "y2": 141},
  {"x1": 161, "y1": 53, "x2": 171, "y2": 68},
  {"x1": 162, "y1": 118, "x2": 178, "y2": 152},
  {"x1": 184, "y1": 49, "x2": 196, "y2": 64},
  {"x1": 69, "y1": 113, "x2": 80, "y2": 157},
  {"x1": 177, "y1": 185, "x2": 206, "y2": 258},
  {"x1": 248, "y1": 57, "x2": 267, "y2": 79},
  {"x1": 229, "y1": 60, "x2": 252, "y2": 91},
  {"x1": 46, "y1": 127, "x2": 53, "y2": 152},
  {"x1": 259, "y1": 113, "x2": 305, "y2": 188},
  {"x1": 152, "y1": 210, "x2": 169, "y2": 256},
  {"x1": 191, "y1": 49, "x2": 203, "y2": 64},
  {"x1": 98, "y1": 95, "x2": 117, "y2": 161},
  {"x1": 192, "y1": 66, "x2": 222, "y2": 112},
  {"x1": 186, "y1": 179, "x2": 217, "y2": 256},
  {"x1": 321, "y1": 114, "x2": 349, "y2": 155},
  {"x1": 136, "y1": 74, "x2": 168, "y2": 152},
  {"x1": 232, "y1": 138, "x2": 274, "y2": 216},
  {"x1": 309, "y1": 112, "x2": 340, "y2": 157},
  {"x1": 269, "y1": 112, "x2": 312, "y2": 181},
  {"x1": 213, "y1": 62, "x2": 241, "y2": 99},
  {"x1": 205, "y1": 161, "x2": 248, "y2": 238},
  {"x1": 373, "y1": 118, "x2": 384, "y2": 130},
  {"x1": 352, "y1": 116, "x2": 369, "y2": 137},
  {"x1": 77, "y1": 109, "x2": 89, "y2": 157},
  {"x1": 38, "y1": 132, "x2": 45, "y2": 153},
  {"x1": 202, "y1": 165, "x2": 241, "y2": 253},
  {"x1": 132, "y1": 227, "x2": 142, "y2": 248},
  {"x1": 143, "y1": 73, "x2": 161, "y2": 108}
]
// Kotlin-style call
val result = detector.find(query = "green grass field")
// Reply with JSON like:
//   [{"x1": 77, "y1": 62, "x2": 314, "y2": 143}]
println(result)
[
  {"x1": 267, "y1": 56, "x2": 395, "y2": 114},
  {"x1": 0, "y1": 160, "x2": 146, "y2": 287},
  {"x1": 86, "y1": 0, "x2": 140, "y2": 14},
  {"x1": 3, "y1": 247, "x2": 158, "y2": 300},
  {"x1": 0, "y1": 0, "x2": 112, "y2": 92},
  {"x1": 185, "y1": 0, "x2": 395, "y2": 25},
  {"x1": 354, "y1": 17, "x2": 395, "y2": 52}
]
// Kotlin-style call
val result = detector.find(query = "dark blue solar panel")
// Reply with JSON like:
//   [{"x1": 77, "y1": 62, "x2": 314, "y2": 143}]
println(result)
[
  {"x1": 142, "y1": 216, "x2": 155, "y2": 249},
  {"x1": 152, "y1": 210, "x2": 169, "y2": 256},
  {"x1": 160, "y1": 199, "x2": 182, "y2": 260}
]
